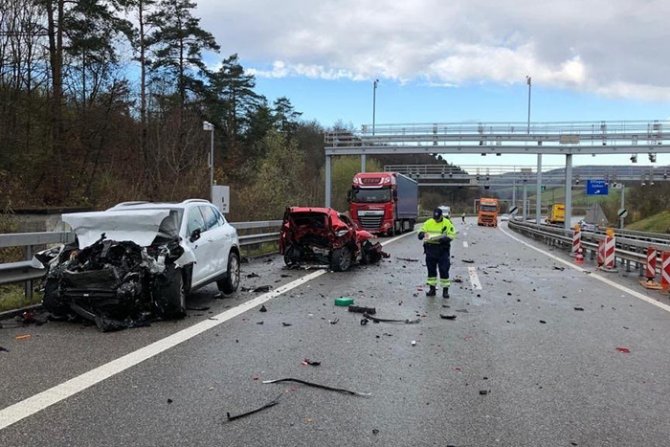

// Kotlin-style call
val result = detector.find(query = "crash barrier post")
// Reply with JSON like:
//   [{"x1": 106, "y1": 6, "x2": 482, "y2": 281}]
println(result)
[
  {"x1": 662, "y1": 252, "x2": 670, "y2": 291},
  {"x1": 599, "y1": 228, "x2": 618, "y2": 273},
  {"x1": 572, "y1": 225, "x2": 581, "y2": 255}
]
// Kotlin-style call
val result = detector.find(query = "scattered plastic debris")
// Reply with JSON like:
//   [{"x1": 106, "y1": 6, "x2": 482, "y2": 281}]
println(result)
[
  {"x1": 282, "y1": 322, "x2": 292, "y2": 327},
  {"x1": 461, "y1": 259, "x2": 475, "y2": 264},
  {"x1": 348, "y1": 305, "x2": 376, "y2": 315},
  {"x1": 302, "y1": 358, "x2": 321, "y2": 366},
  {"x1": 167, "y1": 398, "x2": 173, "y2": 404},
  {"x1": 328, "y1": 318, "x2": 339, "y2": 325},
  {"x1": 226, "y1": 395, "x2": 281, "y2": 422},
  {"x1": 397, "y1": 257, "x2": 419, "y2": 262},
  {"x1": 15, "y1": 334, "x2": 31, "y2": 340},
  {"x1": 0, "y1": 346, "x2": 8, "y2": 353},
  {"x1": 335, "y1": 297, "x2": 354, "y2": 306},
  {"x1": 246, "y1": 272, "x2": 260, "y2": 278},
  {"x1": 574, "y1": 307, "x2": 584, "y2": 311},
  {"x1": 253, "y1": 285, "x2": 272, "y2": 293},
  {"x1": 362, "y1": 313, "x2": 420, "y2": 324},
  {"x1": 259, "y1": 305, "x2": 267, "y2": 313},
  {"x1": 263, "y1": 378, "x2": 371, "y2": 397},
  {"x1": 479, "y1": 390, "x2": 489, "y2": 395},
  {"x1": 372, "y1": 429, "x2": 379, "y2": 435},
  {"x1": 616, "y1": 347, "x2": 631, "y2": 353},
  {"x1": 256, "y1": 321, "x2": 264, "y2": 325},
  {"x1": 411, "y1": 340, "x2": 417, "y2": 346},
  {"x1": 553, "y1": 266, "x2": 565, "y2": 271},
  {"x1": 539, "y1": 320, "x2": 547, "y2": 324},
  {"x1": 440, "y1": 314, "x2": 457, "y2": 320}
]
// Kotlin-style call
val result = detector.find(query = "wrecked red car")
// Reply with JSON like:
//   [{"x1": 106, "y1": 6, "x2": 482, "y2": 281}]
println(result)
[{"x1": 279, "y1": 207, "x2": 385, "y2": 271}]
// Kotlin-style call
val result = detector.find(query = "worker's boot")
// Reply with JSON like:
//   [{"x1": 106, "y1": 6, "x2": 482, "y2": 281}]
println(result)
[
  {"x1": 426, "y1": 285, "x2": 436, "y2": 297},
  {"x1": 442, "y1": 287, "x2": 450, "y2": 299}
]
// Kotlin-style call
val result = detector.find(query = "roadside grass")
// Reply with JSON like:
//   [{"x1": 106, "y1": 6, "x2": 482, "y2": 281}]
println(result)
[
  {"x1": 626, "y1": 211, "x2": 670, "y2": 233},
  {"x1": 241, "y1": 241, "x2": 279, "y2": 259},
  {"x1": 0, "y1": 284, "x2": 41, "y2": 313}
]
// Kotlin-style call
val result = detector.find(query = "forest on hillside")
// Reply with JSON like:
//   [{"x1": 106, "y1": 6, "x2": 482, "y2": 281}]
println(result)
[{"x1": 0, "y1": 0, "x2": 481, "y2": 221}]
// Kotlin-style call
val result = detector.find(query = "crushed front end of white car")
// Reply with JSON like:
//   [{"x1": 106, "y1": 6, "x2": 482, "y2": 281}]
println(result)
[{"x1": 36, "y1": 210, "x2": 195, "y2": 331}]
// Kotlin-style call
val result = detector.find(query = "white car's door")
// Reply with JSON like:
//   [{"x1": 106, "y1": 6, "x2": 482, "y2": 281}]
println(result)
[
  {"x1": 198, "y1": 205, "x2": 231, "y2": 280},
  {"x1": 183, "y1": 206, "x2": 211, "y2": 285}
]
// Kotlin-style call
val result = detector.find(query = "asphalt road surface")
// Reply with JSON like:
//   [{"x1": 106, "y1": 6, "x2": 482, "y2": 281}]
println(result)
[{"x1": 1, "y1": 217, "x2": 670, "y2": 446}]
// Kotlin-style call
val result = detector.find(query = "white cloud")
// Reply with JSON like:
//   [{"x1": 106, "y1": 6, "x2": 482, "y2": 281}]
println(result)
[{"x1": 197, "y1": 0, "x2": 670, "y2": 101}]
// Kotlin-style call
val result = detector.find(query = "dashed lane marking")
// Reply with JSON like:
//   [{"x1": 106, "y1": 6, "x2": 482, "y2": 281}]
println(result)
[
  {"x1": 499, "y1": 225, "x2": 670, "y2": 314},
  {"x1": 468, "y1": 266, "x2": 483, "y2": 290}
]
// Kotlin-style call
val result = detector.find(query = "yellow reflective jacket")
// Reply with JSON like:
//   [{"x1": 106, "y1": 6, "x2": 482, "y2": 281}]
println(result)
[{"x1": 421, "y1": 217, "x2": 457, "y2": 244}]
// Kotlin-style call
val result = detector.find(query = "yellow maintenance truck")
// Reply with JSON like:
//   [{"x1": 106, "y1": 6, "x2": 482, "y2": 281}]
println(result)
[{"x1": 547, "y1": 203, "x2": 565, "y2": 224}]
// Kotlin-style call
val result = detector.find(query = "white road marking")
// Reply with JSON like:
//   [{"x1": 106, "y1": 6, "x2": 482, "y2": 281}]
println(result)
[
  {"x1": 0, "y1": 270, "x2": 327, "y2": 431},
  {"x1": 499, "y1": 225, "x2": 670, "y2": 314},
  {"x1": 0, "y1": 231, "x2": 415, "y2": 431},
  {"x1": 463, "y1": 241, "x2": 469, "y2": 248},
  {"x1": 468, "y1": 266, "x2": 483, "y2": 290}
]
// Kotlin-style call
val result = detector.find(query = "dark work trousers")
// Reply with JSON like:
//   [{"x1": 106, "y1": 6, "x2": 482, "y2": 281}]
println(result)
[{"x1": 424, "y1": 243, "x2": 451, "y2": 287}]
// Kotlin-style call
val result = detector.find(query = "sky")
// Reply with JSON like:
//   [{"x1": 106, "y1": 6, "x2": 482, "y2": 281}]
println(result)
[{"x1": 194, "y1": 0, "x2": 670, "y2": 168}]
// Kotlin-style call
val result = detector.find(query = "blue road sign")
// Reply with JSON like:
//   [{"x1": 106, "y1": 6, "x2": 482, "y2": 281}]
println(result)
[{"x1": 586, "y1": 179, "x2": 609, "y2": 195}]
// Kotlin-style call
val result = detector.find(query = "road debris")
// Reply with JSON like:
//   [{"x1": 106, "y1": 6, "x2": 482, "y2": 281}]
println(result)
[
  {"x1": 226, "y1": 395, "x2": 282, "y2": 422},
  {"x1": 348, "y1": 305, "x2": 376, "y2": 315},
  {"x1": 452, "y1": 276, "x2": 463, "y2": 283},
  {"x1": 574, "y1": 307, "x2": 585, "y2": 311},
  {"x1": 411, "y1": 340, "x2": 417, "y2": 346},
  {"x1": 259, "y1": 305, "x2": 267, "y2": 313},
  {"x1": 479, "y1": 390, "x2": 489, "y2": 395},
  {"x1": 553, "y1": 266, "x2": 565, "y2": 271},
  {"x1": 397, "y1": 257, "x2": 419, "y2": 262},
  {"x1": 328, "y1": 318, "x2": 339, "y2": 325},
  {"x1": 167, "y1": 398, "x2": 173, "y2": 404},
  {"x1": 15, "y1": 334, "x2": 31, "y2": 340},
  {"x1": 282, "y1": 322, "x2": 292, "y2": 327},
  {"x1": 186, "y1": 306, "x2": 210, "y2": 311},
  {"x1": 440, "y1": 314, "x2": 457, "y2": 320},
  {"x1": 253, "y1": 285, "x2": 272, "y2": 293},
  {"x1": 262, "y1": 378, "x2": 371, "y2": 397},
  {"x1": 539, "y1": 320, "x2": 547, "y2": 324},
  {"x1": 335, "y1": 297, "x2": 354, "y2": 306},
  {"x1": 461, "y1": 259, "x2": 475, "y2": 264},
  {"x1": 256, "y1": 321, "x2": 264, "y2": 325},
  {"x1": 616, "y1": 347, "x2": 631, "y2": 353},
  {"x1": 0, "y1": 346, "x2": 9, "y2": 353},
  {"x1": 362, "y1": 313, "x2": 420, "y2": 324},
  {"x1": 302, "y1": 358, "x2": 321, "y2": 366},
  {"x1": 246, "y1": 272, "x2": 260, "y2": 278}
]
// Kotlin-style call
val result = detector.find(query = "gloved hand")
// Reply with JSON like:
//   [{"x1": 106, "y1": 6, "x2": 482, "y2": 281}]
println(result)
[{"x1": 418, "y1": 232, "x2": 425, "y2": 240}]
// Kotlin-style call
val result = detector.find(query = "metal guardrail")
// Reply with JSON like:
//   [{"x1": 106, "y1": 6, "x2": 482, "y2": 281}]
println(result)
[
  {"x1": 508, "y1": 219, "x2": 670, "y2": 276},
  {"x1": 0, "y1": 221, "x2": 283, "y2": 300}
]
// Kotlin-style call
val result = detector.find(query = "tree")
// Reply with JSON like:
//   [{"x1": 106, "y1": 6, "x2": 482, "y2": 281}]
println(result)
[
  {"x1": 147, "y1": 0, "x2": 218, "y2": 111},
  {"x1": 272, "y1": 96, "x2": 301, "y2": 139}
]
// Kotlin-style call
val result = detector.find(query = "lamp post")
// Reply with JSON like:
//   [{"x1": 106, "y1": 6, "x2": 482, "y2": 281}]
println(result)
[
  {"x1": 203, "y1": 121, "x2": 214, "y2": 201},
  {"x1": 526, "y1": 76, "x2": 531, "y2": 134},
  {"x1": 362, "y1": 79, "x2": 378, "y2": 172}
]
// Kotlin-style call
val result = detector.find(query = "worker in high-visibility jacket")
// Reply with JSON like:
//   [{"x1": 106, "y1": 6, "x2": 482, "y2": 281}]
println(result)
[{"x1": 418, "y1": 207, "x2": 457, "y2": 298}]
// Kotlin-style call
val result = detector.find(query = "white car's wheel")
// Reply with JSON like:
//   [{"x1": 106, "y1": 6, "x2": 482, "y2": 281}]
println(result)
[{"x1": 218, "y1": 251, "x2": 240, "y2": 294}]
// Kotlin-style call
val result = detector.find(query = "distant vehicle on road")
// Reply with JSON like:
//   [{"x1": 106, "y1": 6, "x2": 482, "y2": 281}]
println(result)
[
  {"x1": 500, "y1": 214, "x2": 510, "y2": 222},
  {"x1": 547, "y1": 203, "x2": 565, "y2": 224},
  {"x1": 348, "y1": 172, "x2": 418, "y2": 236},
  {"x1": 477, "y1": 197, "x2": 499, "y2": 227},
  {"x1": 438, "y1": 205, "x2": 451, "y2": 218},
  {"x1": 578, "y1": 220, "x2": 597, "y2": 232}
]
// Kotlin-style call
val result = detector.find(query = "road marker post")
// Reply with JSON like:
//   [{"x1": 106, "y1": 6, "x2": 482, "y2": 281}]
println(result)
[
  {"x1": 661, "y1": 252, "x2": 670, "y2": 292},
  {"x1": 572, "y1": 225, "x2": 581, "y2": 256},
  {"x1": 640, "y1": 247, "x2": 662, "y2": 290},
  {"x1": 599, "y1": 228, "x2": 618, "y2": 273}
]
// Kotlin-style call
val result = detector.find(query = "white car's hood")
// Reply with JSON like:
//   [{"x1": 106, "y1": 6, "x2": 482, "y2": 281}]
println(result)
[{"x1": 62, "y1": 210, "x2": 174, "y2": 248}]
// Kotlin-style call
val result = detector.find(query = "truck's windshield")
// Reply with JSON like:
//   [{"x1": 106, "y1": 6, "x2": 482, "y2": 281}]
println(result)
[
  {"x1": 480, "y1": 205, "x2": 497, "y2": 212},
  {"x1": 351, "y1": 188, "x2": 392, "y2": 203}
]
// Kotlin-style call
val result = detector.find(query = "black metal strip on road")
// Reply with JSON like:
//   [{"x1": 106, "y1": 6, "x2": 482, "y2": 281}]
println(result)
[
  {"x1": 262, "y1": 378, "x2": 372, "y2": 397},
  {"x1": 226, "y1": 395, "x2": 282, "y2": 422}
]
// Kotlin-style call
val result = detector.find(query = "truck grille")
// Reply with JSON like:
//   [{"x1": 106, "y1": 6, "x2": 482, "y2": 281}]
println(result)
[{"x1": 359, "y1": 215, "x2": 383, "y2": 231}]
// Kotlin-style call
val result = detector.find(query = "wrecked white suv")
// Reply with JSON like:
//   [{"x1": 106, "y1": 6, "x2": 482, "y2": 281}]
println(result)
[{"x1": 37, "y1": 199, "x2": 240, "y2": 330}]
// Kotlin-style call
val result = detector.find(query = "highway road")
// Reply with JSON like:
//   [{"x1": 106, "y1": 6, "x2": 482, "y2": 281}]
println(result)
[{"x1": 2, "y1": 217, "x2": 670, "y2": 446}]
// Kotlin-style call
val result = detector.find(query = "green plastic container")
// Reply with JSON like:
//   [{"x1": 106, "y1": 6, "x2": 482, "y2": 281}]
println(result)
[{"x1": 334, "y1": 297, "x2": 354, "y2": 306}]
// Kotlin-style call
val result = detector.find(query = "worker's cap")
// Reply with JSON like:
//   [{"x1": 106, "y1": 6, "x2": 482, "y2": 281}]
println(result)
[{"x1": 433, "y1": 208, "x2": 443, "y2": 219}]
